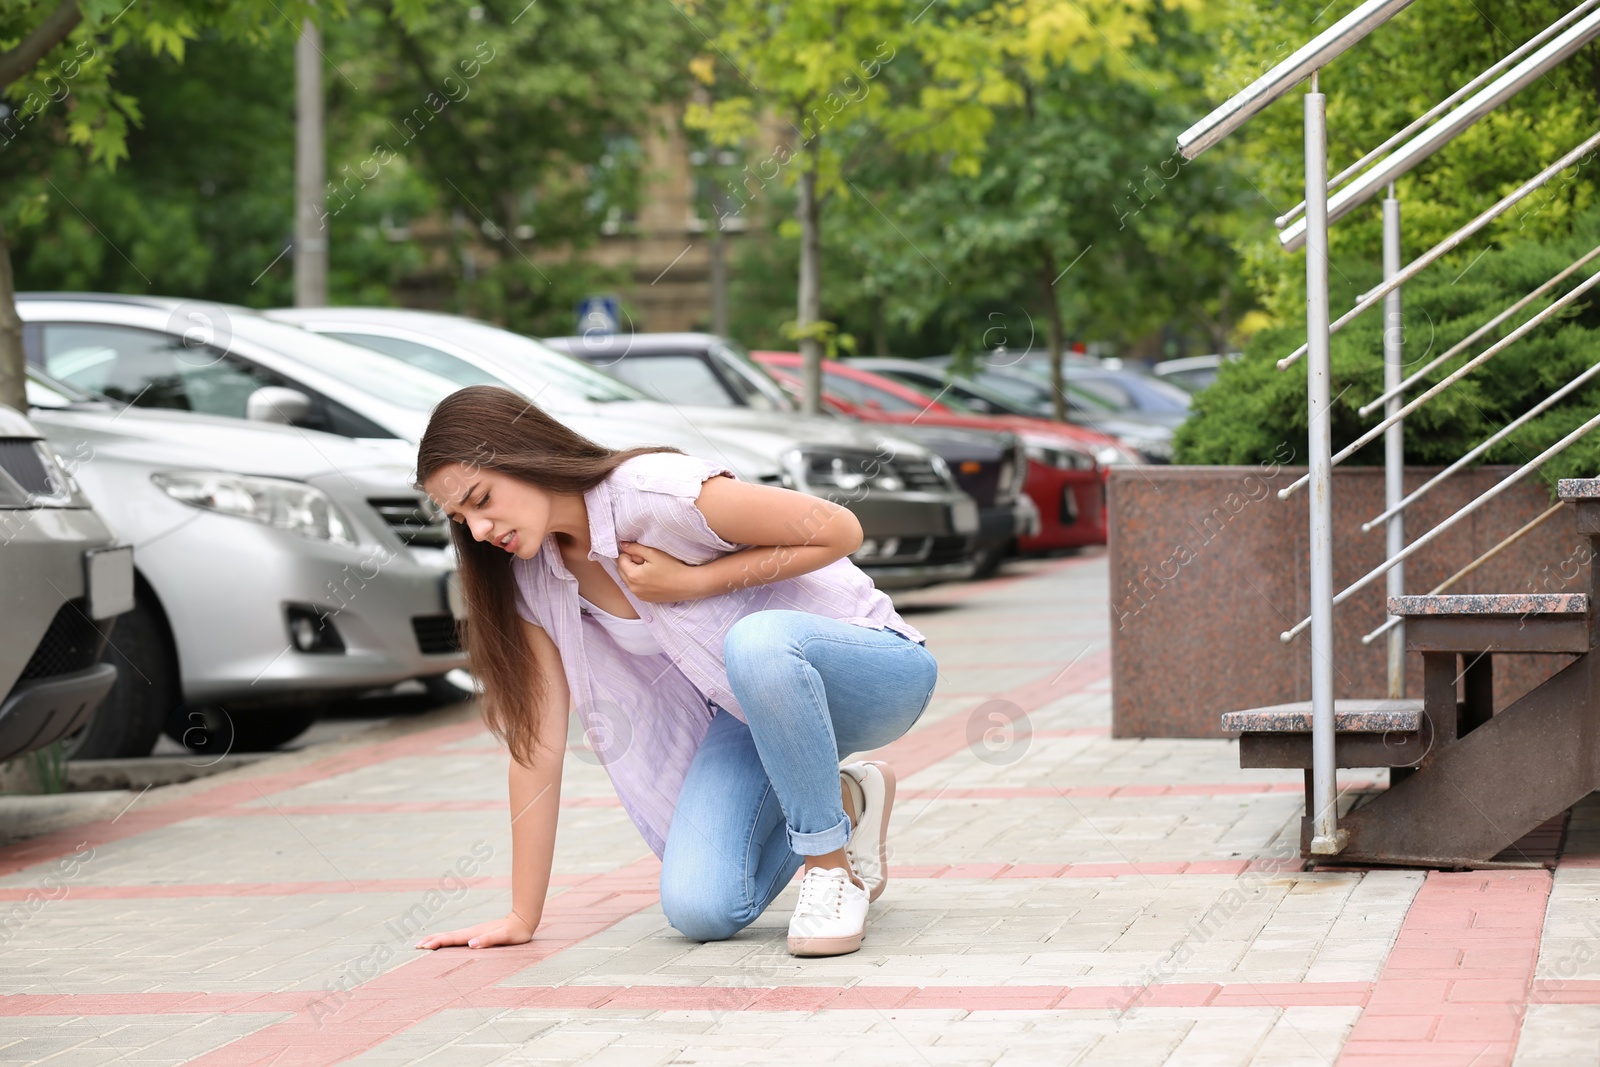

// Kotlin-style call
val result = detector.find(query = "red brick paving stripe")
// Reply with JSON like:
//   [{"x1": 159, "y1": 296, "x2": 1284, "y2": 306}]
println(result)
[
  {"x1": 168, "y1": 855, "x2": 665, "y2": 1067},
  {"x1": 0, "y1": 991, "x2": 316, "y2": 1016},
  {"x1": 471, "y1": 980, "x2": 1371, "y2": 1014},
  {"x1": 1337, "y1": 870, "x2": 1552, "y2": 1067},
  {"x1": 899, "y1": 782, "x2": 1312, "y2": 799},
  {"x1": 195, "y1": 778, "x2": 1315, "y2": 818},
  {"x1": 219, "y1": 796, "x2": 624, "y2": 816},
  {"x1": 0, "y1": 855, "x2": 1305, "y2": 901},
  {"x1": 895, "y1": 857, "x2": 1304, "y2": 880},
  {"x1": 0, "y1": 875, "x2": 525, "y2": 901},
  {"x1": 3, "y1": 981, "x2": 1372, "y2": 1019},
  {"x1": 0, "y1": 719, "x2": 488, "y2": 880}
]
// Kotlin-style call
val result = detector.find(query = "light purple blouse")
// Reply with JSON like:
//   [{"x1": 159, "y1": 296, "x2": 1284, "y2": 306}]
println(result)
[{"x1": 510, "y1": 452, "x2": 924, "y2": 857}]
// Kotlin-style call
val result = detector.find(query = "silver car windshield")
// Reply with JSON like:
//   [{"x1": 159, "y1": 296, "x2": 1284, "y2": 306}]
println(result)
[{"x1": 229, "y1": 316, "x2": 459, "y2": 411}]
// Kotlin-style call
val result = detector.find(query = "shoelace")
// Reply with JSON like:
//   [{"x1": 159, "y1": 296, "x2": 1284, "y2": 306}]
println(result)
[{"x1": 793, "y1": 869, "x2": 849, "y2": 919}]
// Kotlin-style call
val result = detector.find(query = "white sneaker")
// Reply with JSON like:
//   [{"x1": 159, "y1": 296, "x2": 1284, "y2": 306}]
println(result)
[
  {"x1": 841, "y1": 761, "x2": 896, "y2": 902},
  {"x1": 787, "y1": 866, "x2": 869, "y2": 957}
]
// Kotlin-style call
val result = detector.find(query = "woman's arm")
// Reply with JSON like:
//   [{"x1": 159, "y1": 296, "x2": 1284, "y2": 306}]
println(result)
[
  {"x1": 416, "y1": 619, "x2": 568, "y2": 949},
  {"x1": 617, "y1": 477, "x2": 864, "y2": 602}
]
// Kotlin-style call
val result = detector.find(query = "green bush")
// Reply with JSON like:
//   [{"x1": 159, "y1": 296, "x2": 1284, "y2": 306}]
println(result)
[{"x1": 1174, "y1": 216, "x2": 1600, "y2": 490}]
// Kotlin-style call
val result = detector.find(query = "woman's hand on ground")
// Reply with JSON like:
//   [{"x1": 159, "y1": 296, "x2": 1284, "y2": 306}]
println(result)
[
  {"x1": 617, "y1": 541, "x2": 712, "y2": 602},
  {"x1": 415, "y1": 911, "x2": 535, "y2": 950}
]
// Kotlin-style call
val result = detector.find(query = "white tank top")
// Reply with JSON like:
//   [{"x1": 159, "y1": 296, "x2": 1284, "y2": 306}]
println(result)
[{"x1": 578, "y1": 595, "x2": 665, "y2": 656}]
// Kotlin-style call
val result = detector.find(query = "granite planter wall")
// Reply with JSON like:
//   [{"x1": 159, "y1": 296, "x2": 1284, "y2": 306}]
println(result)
[{"x1": 1108, "y1": 464, "x2": 1586, "y2": 739}]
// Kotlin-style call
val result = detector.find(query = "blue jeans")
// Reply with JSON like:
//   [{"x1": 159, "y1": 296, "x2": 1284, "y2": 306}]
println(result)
[{"x1": 658, "y1": 610, "x2": 939, "y2": 942}]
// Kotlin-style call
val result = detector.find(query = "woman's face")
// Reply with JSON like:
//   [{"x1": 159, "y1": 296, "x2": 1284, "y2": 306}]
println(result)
[{"x1": 423, "y1": 462, "x2": 554, "y2": 559}]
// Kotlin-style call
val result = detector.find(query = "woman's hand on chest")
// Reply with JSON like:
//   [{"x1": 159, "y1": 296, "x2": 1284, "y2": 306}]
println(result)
[{"x1": 616, "y1": 541, "x2": 715, "y2": 603}]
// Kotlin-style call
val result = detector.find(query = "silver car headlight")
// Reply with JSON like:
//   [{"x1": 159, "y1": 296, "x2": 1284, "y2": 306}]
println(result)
[
  {"x1": 1023, "y1": 439, "x2": 1097, "y2": 472},
  {"x1": 782, "y1": 448, "x2": 906, "y2": 493},
  {"x1": 152, "y1": 471, "x2": 356, "y2": 545}
]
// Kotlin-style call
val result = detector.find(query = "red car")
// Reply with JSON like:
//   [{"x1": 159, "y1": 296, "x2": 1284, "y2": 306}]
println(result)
[{"x1": 753, "y1": 352, "x2": 1135, "y2": 552}]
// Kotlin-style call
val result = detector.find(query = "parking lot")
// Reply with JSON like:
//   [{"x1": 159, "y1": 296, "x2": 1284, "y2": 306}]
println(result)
[{"x1": 1, "y1": 551, "x2": 1586, "y2": 1066}]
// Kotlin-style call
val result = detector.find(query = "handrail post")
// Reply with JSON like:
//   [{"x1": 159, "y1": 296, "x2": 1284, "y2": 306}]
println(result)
[
  {"x1": 1383, "y1": 186, "x2": 1406, "y2": 699},
  {"x1": 1305, "y1": 73, "x2": 1346, "y2": 855}
]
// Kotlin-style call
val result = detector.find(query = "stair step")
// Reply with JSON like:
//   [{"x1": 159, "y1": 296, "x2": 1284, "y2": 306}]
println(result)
[
  {"x1": 1388, "y1": 593, "x2": 1588, "y2": 617},
  {"x1": 1558, "y1": 478, "x2": 1600, "y2": 500},
  {"x1": 1222, "y1": 699, "x2": 1422, "y2": 734}
]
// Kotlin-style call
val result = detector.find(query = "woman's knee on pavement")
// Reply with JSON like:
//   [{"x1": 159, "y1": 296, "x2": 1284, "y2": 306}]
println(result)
[{"x1": 659, "y1": 866, "x2": 750, "y2": 943}]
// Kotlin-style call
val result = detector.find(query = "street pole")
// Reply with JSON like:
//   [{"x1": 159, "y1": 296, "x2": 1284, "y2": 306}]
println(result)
[
  {"x1": 1383, "y1": 185, "x2": 1406, "y2": 699},
  {"x1": 1305, "y1": 71, "x2": 1344, "y2": 855},
  {"x1": 294, "y1": 17, "x2": 327, "y2": 307},
  {"x1": 709, "y1": 193, "x2": 729, "y2": 338}
]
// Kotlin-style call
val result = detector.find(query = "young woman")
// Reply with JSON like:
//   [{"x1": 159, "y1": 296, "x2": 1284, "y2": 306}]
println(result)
[{"x1": 412, "y1": 386, "x2": 939, "y2": 956}]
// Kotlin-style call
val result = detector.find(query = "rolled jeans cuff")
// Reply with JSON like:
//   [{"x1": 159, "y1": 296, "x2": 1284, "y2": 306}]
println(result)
[{"x1": 786, "y1": 814, "x2": 851, "y2": 857}]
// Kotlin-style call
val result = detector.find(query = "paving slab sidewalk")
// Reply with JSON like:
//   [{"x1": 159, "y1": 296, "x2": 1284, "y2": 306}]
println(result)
[{"x1": 0, "y1": 552, "x2": 1590, "y2": 1066}]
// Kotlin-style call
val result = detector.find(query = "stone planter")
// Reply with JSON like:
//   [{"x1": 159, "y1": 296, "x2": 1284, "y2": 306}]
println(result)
[{"x1": 1108, "y1": 464, "x2": 1585, "y2": 738}]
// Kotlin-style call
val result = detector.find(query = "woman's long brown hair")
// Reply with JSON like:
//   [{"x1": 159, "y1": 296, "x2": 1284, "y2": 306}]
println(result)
[{"x1": 416, "y1": 385, "x2": 681, "y2": 765}]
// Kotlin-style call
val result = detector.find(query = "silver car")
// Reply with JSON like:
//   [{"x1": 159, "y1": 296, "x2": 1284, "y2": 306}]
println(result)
[
  {"x1": 23, "y1": 370, "x2": 465, "y2": 755},
  {"x1": 266, "y1": 308, "x2": 983, "y2": 589},
  {"x1": 18, "y1": 294, "x2": 783, "y2": 481},
  {"x1": 0, "y1": 401, "x2": 132, "y2": 763}
]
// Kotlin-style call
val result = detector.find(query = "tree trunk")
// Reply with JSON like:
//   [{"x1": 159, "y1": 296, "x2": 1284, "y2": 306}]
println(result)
[
  {"x1": 0, "y1": 218, "x2": 25, "y2": 412},
  {"x1": 873, "y1": 294, "x2": 888, "y2": 356},
  {"x1": 293, "y1": 16, "x2": 328, "y2": 307},
  {"x1": 709, "y1": 200, "x2": 728, "y2": 337},
  {"x1": 1038, "y1": 249, "x2": 1067, "y2": 423},
  {"x1": 1215, "y1": 283, "x2": 1232, "y2": 354},
  {"x1": 796, "y1": 151, "x2": 823, "y2": 416}
]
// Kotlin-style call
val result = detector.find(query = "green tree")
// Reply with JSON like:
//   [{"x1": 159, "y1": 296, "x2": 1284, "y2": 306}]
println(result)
[
  {"x1": 344, "y1": 0, "x2": 691, "y2": 336},
  {"x1": 1, "y1": 0, "x2": 692, "y2": 351},
  {"x1": 684, "y1": 0, "x2": 1198, "y2": 412},
  {"x1": 1, "y1": 29, "x2": 434, "y2": 308},
  {"x1": 0, "y1": 0, "x2": 415, "y2": 409},
  {"x1": 1176, "y1": 0, "x2": 1600, "y2": 483},
  {"x1": 1174, "y1": 225, "x2": 1600, "y2": 485},
  {"x1": 819, "y1": 5, "x2": 1252, "y2": 411}
]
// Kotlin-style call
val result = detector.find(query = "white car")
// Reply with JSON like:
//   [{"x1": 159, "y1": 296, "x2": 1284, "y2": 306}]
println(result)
[
  {"x1": 18, "y1": 294, "x2": 783, "y2": 483},
  {"x1": 24, "y1": 369, "x2": 467, "y2": 755},
  {"x1": 266, "y1": 307, "x2": 984, "y2": 589}
]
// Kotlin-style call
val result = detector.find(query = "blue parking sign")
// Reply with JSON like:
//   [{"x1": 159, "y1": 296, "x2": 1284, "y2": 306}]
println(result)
[{"x1": 576, "y1": 296, "x2": 620, "y2": 336}]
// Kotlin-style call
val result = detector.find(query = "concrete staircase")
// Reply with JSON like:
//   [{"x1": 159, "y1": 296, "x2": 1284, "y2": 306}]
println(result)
[{"x1": 1225, "y1": 478, "x2": 1600, "y2": 867}]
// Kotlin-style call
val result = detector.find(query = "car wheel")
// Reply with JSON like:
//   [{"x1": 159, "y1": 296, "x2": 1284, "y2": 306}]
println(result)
[
  {"x1": 422, "y1": 672, "x2": 473, "y2": 706},
  {"x1": 165, "y1": 706, "x2": 316, "y2": 755},
  {"x1": 63, "y1": 597, "x2": 175, "y2": 761},
  {"x1": 971, "y1": 544, "x2": 1007, "y2": 580}
]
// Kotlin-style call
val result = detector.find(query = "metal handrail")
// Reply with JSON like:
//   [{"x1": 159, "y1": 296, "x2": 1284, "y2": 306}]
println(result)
[
  {"x1": 1358, "y1": 244, "x2": 1600, "y2": 418},
  {"x1": 1361, "y1": 502, "x2": 1568, "y2": 645},
  {"x1": 1176, "y1": 0, "x2": 1416, "y2": 161},
  {"x1": 1275, "y1": 0, "x2": 1600, "y2": 231},
  {"x1": 1276, "y1": 125, "x2": 1600, "y2": 371},
  {"x1": 1278, "y1": 7, "x2": 1600, "y2": 251},
  {"x1": 1361, "y1": 358, "x2": 1600, "y2": 532},
  {"x1": 1280, "y1": 411, "x2": 1600, "y2": 643},
  {"x1": 1277, "y1": 266, "x2": 1600, "y2": 500}
]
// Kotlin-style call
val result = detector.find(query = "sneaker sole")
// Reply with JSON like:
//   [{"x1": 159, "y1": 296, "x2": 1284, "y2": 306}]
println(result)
[
  {"x1": 787, "y1": 931, "x2": 864, "y2": 956},
  {"x1": 862, "y1": 760, "x2": 896, "y2": 903}
]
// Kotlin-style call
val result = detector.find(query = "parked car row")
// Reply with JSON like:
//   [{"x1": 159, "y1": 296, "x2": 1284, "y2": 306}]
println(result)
[{"x1": 3, "y1": 298, "x2": 1156, "y2": 765}]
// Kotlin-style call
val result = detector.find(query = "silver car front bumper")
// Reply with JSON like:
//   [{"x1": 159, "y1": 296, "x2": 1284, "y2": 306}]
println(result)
[{"x1": 137, "y1": 509, "x2": 465, "y2": 705}]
